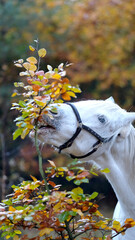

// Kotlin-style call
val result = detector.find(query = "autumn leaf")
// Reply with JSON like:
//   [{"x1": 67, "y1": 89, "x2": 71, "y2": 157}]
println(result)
[
  {"x1": 39, "y1": 228, "x2": 53, "y2": 236},
  {"x1": 26, "y1": 57, "x2": 37, "y2": 64},
  {"x1": 66, "y1": 91, "x2": 76, "y2": 98},
  {"x1": 29, "y1": 45, "x2": 35, "y2": 52},
  {"x1": 112, "y1": 220, "x2": 122, "y2": 232},
  {"x1": 38, "y1": 48, "x2": 47, "y2": 57},
  {"x1": 71, "y1": 187, "x2": 83, "y2": 201},
  {"x1": 11, "y1": 92, "x2": 18, "y2": 97},
  {"x1": 30, "y1": 175, "x2": 38, "y2": 182},
  {"x1": 48, "y1": 160, "x2": 56, "y2": 168},
  {"x1": 9, "y1": 206, "x2": 16, "y2": 212},
  {"x1": 62, "y1": 92, "x2": 71, "y2": 101}
]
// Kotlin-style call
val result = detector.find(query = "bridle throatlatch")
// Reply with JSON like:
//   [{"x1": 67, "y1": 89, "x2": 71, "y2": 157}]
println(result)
[{"x1": 58, "y1": 102, "x2": 113, "y2": 159}]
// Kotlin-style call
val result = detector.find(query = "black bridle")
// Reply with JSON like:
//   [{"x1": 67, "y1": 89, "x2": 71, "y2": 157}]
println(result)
[{"x1": 58, "y1": 102, "x2": 113, "y2": 159}]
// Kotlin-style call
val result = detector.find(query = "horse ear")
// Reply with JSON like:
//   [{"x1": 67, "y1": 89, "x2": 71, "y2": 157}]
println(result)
[
  {"x1": 117, "y1": 125, "x2": 131, "y2": 140},
  {"x1": 125, "y1": 112, "x2": 135, "y2": 124},
  {"x1": 116, "y1": 112, "x2": 135, "y2": 140},
  {"x1": 105, "y1": 96, "x2": 115, "y2": 103}
]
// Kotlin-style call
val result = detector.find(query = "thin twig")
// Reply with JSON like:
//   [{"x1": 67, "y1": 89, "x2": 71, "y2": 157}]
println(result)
[
  {"x1": 34, "y1": 128, "x2": 50, "y2": 195},
  {"x1": 111, "y1": 228, "x2": 126, "y2": 239},
  {"x1": 1, "y1": 133, "x2": 6, "y2": 200},
  {"x1": 65, "y1": 220, "x2": 74, "y2": 240}
]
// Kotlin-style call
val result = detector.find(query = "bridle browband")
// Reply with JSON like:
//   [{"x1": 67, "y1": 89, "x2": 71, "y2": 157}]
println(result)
[{"x1": 57, "y1": 102, "x2": 113, "y2": 159}]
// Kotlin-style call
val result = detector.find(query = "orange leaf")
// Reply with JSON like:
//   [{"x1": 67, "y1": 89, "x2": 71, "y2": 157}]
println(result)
[
  {"x1": 62, "y1": 92, "x2": 71, "y2": 101},
  {"x1": 62, "y1": 78, "x2": 69, "y2": 84},
  {"x1": 9, "y1": 206, "x2": 16, "y2": 212},
  {"x1": 48, "y1": 181, "x2": 56, "y2": 187},
  {"x1": 32, "y1": 85, "x2": 40, "y2": 92},
  {"x1": 77, "y1": 171, "x2": 89, "y2": 179},
  {"x1": 30, "y1": 175, "x2": 38, "y2": 182}
]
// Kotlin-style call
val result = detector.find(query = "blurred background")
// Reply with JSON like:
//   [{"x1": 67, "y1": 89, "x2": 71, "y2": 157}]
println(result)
[{"x1": 1, "y1": 0, "x2": 135, "y2": 217}]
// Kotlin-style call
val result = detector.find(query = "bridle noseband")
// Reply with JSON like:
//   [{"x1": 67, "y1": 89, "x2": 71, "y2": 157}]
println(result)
[{"x1": 57, "y1": 102, "x2": 113, "y2": 159}]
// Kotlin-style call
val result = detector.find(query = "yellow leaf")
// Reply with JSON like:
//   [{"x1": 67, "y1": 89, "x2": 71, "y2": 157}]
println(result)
[
  {"x1": 21, "y1": 128, "x2": 30, "y2": 139},
  {"x1": 23, "y1": 62, "x2": 37, "y2": 71},
  {"x1": 38, "y1": 48, "x2": 47, "y2": 58},
  {"x1": 39, "y1": 228, "x2": 53, "y2": 237},
  {"x1": 53, "y1": 202, "x2": 61, "y2": 212},
  {"x1": 66, "y1": 91, "x2": 76, "y2": 98},
  {"x1": 72, "y1": 208, "x2": 84, "y2": 217},
  {"x1": 6, "y1": 235, "x2": 10, "y2": 239},
  {"x1": 29, "y1": 45, "x2": 35, "y2": 51},
  {"x1": 13, "y1": 235, "x2": 19, "y2": 240},
  {"x1": 27, "y1": 124, "x2": 34, "y2": 130},
  {"x1": 29, "y1": 64, "x2": 37, "y2": 71},
  {"x1": 52, "y1": 73, "x2": 61, "y2": 79},
  {"x1": 48, "y1": 160, "x2": 56, "y2": 168},
  {"x1": 71, "y1": 187, "x2": 83, "y2": 201},
  {"x1": 9, "y1": 206, "x2": 16, "y2": 212},
  {"x1": 11, "y1": 92, "x2": 17, "y2": 97},
  {"x1": 26, "y1": 57, "x2": 37, "y2": 64},
  {"x1": 112, "y1": 220, "x2": 122, "y2": 232},
  {"x1": 14, "y1": 230, "x2": 22, "y2": 235},
  {"x1": 23, "y1": 62, "x2": 31, "y2": 70},
  {"x1": 100, "y1": 168, "x2": 110, "y2": 173},
  {"x1": 30, "y1": 175, "x2": 38, "y2": 182}
]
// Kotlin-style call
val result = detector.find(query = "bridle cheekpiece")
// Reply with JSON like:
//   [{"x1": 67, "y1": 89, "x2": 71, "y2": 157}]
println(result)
[{"x1": 58, "y1": 102, "x2": 113, "y2": 159}]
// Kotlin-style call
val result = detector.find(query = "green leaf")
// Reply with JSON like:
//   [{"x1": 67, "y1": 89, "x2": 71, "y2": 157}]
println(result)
[
  {"x1": 19, "y1": 100, "x2": 26, "y2": 108},
  {"x1": 89, "y1": 192, "x2": 98, "y2": 200},
  {"x1": 13, "y1": 128, "x2": 23, "y2": 140},
  {"x1": 58, "y1": 211, "x2": 70, "y2": 222},
  {"x1": 32, "y1": 81, "x2": 43, "y2": 86},
  {"x1": 66, "y1": 176, "x2": 75, "y2": 181},
  {"x1": 74, "y1": 178, "x2": 89, "y2": 185}
]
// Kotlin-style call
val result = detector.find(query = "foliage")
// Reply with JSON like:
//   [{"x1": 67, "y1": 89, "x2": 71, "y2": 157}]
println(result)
[
  {"x1": 1, "y1": 160, "x2": 135, "y2": 240},
  {"x1": 11, "y1": 40, "x2": 81, "y2": 140}
]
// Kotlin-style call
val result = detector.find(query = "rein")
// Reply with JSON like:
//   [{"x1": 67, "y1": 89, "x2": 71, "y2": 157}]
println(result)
[{"x1": 58, "y1": 102, "x2": 113, "y2": 159}]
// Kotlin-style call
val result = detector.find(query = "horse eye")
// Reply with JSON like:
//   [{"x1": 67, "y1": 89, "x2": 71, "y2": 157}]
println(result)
[{"x1": 98, "y1": 115, "x2": 106, "y2": 123}]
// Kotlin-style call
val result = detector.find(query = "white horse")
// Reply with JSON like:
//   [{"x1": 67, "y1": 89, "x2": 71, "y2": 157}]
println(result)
[{"x1": 31, "y1": 97, "x2": 135, "y2": 240}]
